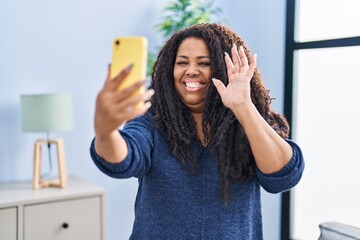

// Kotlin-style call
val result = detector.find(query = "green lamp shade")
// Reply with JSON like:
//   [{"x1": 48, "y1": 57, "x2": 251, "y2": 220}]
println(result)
[{"x1": 20, "y1": 93, "x2": 74, "y2": 132}]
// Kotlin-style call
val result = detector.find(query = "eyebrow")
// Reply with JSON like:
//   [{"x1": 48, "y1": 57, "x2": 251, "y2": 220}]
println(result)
[{"x1": 176, "y1": 55, "x2": 210, "y2": 60}]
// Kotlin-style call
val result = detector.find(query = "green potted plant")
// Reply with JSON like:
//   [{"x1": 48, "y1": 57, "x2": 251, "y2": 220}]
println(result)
[{"x1": 147, "y1": 0, "x2": 226, "y2": 75}]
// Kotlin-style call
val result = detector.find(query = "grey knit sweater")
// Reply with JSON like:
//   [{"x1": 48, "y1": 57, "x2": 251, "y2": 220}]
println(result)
[{"x1": 90, "y1": 113, "x2": 304, "y2": 239}]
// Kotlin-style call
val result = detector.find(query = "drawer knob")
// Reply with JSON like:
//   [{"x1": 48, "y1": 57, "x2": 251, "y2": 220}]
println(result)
[{"x1": 62, "y1": 222, "x2": 69, "y2": 229}]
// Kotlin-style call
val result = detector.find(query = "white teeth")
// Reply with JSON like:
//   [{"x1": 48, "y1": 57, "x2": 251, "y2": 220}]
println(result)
[{"x1": 185, "y1": 82, "x2": 203, "y2": 88}]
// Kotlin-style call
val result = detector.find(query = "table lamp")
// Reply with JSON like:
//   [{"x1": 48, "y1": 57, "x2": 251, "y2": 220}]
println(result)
[{"x1": 20, "y1": 93, "x2": 74, "y2": 190}]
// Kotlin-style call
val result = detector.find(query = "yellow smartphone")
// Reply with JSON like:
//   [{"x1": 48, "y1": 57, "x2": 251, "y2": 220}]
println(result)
[{"x1": 111, "y1": 37, "x2": 148, "y2": 107}]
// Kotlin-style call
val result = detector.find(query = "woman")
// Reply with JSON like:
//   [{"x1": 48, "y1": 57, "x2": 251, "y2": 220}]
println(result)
[{"x1": 91, "y1": 23, "x2": 304, "y2": 239}]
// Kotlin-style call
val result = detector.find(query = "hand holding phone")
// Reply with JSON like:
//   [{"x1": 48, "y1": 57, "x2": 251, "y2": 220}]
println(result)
[{"x1": 93, "y1": 36, "x2": 151, "y2": 157}]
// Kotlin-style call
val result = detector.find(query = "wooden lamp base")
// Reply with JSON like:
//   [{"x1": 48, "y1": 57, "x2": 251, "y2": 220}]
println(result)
[{"x1": 33, "y1": 138, "x2": 67, "y2": 190}]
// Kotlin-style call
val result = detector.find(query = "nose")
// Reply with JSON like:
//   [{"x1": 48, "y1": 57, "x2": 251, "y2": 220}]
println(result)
[{"x1": 185, "y1": 63, "x2": 199, "y2": 76}]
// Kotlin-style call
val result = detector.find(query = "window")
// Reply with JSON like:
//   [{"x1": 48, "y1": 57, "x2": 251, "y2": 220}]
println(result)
[
  {"x1": 296, "y1": 0, "x2": 360, "y2": 42},
  {"x1": 282, "y1": 1, "x2": 360, "y2": 239}
]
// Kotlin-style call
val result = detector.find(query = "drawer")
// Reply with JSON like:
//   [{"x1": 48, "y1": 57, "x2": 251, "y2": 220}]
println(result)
[
  {"x1": 24, "y1": 196, "x2": 102, "y2": 240},
  {"x1": 0, "y1": 207, "x2": 17, "y2": 240}
]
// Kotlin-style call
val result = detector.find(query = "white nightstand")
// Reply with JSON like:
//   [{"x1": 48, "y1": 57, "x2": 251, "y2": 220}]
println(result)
[{"x1": 0, "y1": 176, "x2": 105, "y2": 240}]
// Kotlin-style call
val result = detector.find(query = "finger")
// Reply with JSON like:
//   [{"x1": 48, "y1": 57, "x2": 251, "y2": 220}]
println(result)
[
  {"x1": 108, "y1": 64, "x2": 134, "y2": 91},
  {"x1": 231, "y1": 44, "x2": 241, "y2": 72},
  {"x1": 102, "y1": 94, "x2": 151, "y2": 127},
  {"x1": 224, "y1": 52, "x2": 234, "y2": 76},
  {"x1": 115, "y1": 101, "x2": 152, "y2": 122},
  {"x1": 212, "y1": 78, "x2": 227, "y2": 96},
  {"x1": 118, "y1": 89, "x2": 155, "y2": 110},
  {"x1": 113, "y1": 79, "x2": 147, "y2": 103},
  {"x1": 238, "y1": 46, "x2": 249, "y2": 68},
  {"x1": 248, "y1": 53, "x2": 257, "y2": 74}
]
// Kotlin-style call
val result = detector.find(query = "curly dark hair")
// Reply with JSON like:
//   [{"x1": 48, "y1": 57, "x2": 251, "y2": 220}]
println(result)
[{"x1": 149, "y1": 23, "x2": 289, "y2": 203}]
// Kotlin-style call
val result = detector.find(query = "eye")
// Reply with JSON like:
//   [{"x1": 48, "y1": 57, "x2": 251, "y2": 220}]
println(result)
[
  {"x1": 199, "y1": 62, "x2": 210, "y2": 66},
  {"x1": 176, "y1": 61, "x2": 188, "y2": 65}
]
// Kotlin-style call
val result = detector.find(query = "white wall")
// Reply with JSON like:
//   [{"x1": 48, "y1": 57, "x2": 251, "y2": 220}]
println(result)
[{"x1": 0, "y1": 1, "x2": 286, "y2": 239}]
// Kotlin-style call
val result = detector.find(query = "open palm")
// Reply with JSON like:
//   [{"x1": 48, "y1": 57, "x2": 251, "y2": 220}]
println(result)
[{"x1": 213, "y1": 44, "x2": 257, "y2": 110}]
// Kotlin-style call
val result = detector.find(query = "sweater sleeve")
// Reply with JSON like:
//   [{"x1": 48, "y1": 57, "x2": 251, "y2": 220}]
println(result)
[
  {"x1": 90, "y1": 114, "x2": 154, "y2": 179},
  {"x1": 255, "y1": 139, "x2": 304, "y2": 193}
]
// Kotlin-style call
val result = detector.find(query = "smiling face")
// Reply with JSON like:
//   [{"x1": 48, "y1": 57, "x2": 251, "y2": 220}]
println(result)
[{"x1": 173, "y1": 37, "x2": 212, "y2": 113}]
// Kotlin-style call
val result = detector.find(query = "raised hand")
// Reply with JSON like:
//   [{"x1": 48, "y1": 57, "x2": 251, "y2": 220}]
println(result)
[{"x1": 212, "y1": 44, "x2": 257, "y2": 111}]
